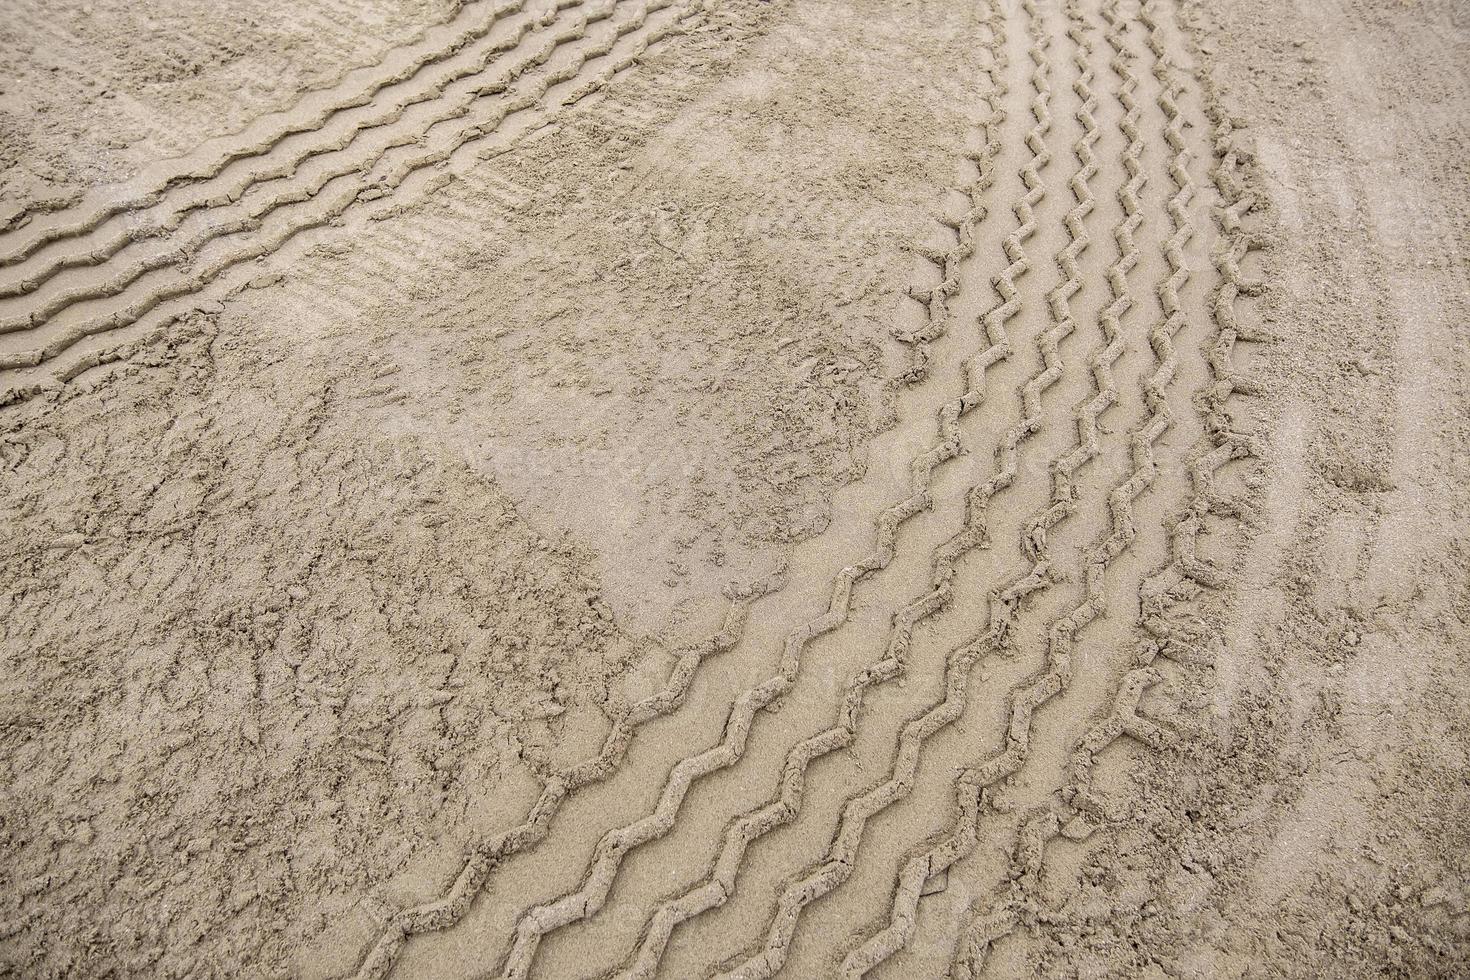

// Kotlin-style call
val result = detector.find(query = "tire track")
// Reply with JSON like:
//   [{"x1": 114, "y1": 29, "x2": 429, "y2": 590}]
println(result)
[
  {"x1": 491, "y1": 452, "x2": 928, "y2": 980},
  {"x1": 0, "y1": 0, "x2": 581, "y2": 303},
  {"x1": 695, "y1": 5, "x2": 1099, "y2": 976},
  {"x1": 336, "y1": 10, "x2": 1020, "y2": 974},
  {"x1": 934, "y1": 666, "x2": 1158, "y2": 975},
  {"x1": 483, "y1": 7, "x2": 1054, "y2": 975},
  {"x1": 0, "y1": 0, "x2": 697, "y2": 391},
  {"x1": 837, "y1": 0, "x2": 1200, "y2": 971},
  {"x1": 1139, "y1": 0, "x2": 1266, "y2": 652},
  {"x1": 344, "y1": 564, "x2": 787, "y2": 980},
  {"x1": 0, "y1": 0, "x2": 519, "y2": 266},
  {"x1": 918, "y1": 6, "x2": 1271, "y2": 970},
  {"x1": 0, "y1": 0, "x2": 621, "y2": 339},
  {"x1": 946, "y1": 2, "x2": 1196, "y2": 973},
  {"x1": 1062, "y1": 663, "x2": 1176, "y2": 826},
  {"x1": 602, "y1": 10, "x2": 1016, "y2": 973},
  {"x1": 2, "y1": 8, "x2": 1045, "y2": 975}
]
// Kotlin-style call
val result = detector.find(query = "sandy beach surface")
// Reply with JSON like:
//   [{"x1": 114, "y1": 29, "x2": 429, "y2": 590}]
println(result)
[{"x1": 1, "y1": 0, "x2": 1466, "y2": 976}]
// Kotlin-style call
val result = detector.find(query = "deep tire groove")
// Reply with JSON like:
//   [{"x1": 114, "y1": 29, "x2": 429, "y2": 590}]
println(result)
[
  {"x1": 930, "y1": 3, "x2": 1271, "y2": 968},
  {"x1": 837, "y1": 0, "x2": 1143, "y2": 970},
  {"x1": 1136, "y1": 0, "x2": 1267, "y2": 679}
]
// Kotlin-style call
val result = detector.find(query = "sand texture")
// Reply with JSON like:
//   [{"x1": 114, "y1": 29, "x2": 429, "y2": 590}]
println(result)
[{"x1": 1, "y1": 0, "x2": 1466, "y2": 977}]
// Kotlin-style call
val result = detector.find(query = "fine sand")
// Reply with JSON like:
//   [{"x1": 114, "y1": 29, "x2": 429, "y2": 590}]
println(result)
[{"x1": 1, "y1": 0, "x2": 1466, "y2": 977}]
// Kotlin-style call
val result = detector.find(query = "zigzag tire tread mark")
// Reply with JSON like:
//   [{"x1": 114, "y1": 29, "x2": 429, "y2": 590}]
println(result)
[
  {"x1": 947, "y1": 1, "x2": 1198, "y2": 971},
  {"x1": 0, "y1": 3, "x2": 482, "y2": 233},
  {"x1": 1138, "y1": 0, "x2": 1265, "y2": 625},
  {"x1": 704, "y1": 3, "x2": 1103, "y2": 976},
  {"x1": 838, "y1": 0, "x2": 1199, "y2": 972},
  {"x1": 0, "y1": 0, "x2": 631, "y2": 340},
  {"x1": 1138, "y1": 0, "x2": 1268, "y2": 659},
  {"x1": 0, "y1": 0, "x2": 599, "y2": 303},
  {"x1": 344, "y1": 563, "x2": 788, "y2": 980},
  {"x1": 0, "y1": 0, "x2": 699, "y2": 392},
  {"x1": 836, "y1": 0, "x2": 1134, "y2": 969},
  {"x1": 483, "y1": 10, "x2": 1062, "y2": 975},
  {"x1": 890, "y1": 12, "x2": 1006, "y2": 385},
  {"x1": 937, "y1": 4, "x2": 1275, "y2": 965},
  {"x1": 0, "y1": 0, "x2": 537, "y2": 267},
  {"x1": 335, "y1": 8, "x2": 1042, "y2": 970},
  {"x1": 601, "y1": 7, "x2": 1019, "y2": 974}
]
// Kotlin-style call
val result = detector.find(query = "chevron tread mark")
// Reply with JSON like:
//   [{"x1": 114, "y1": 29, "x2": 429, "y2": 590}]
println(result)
[
  {"x1": 0, "y1": 0, "x2": 592, "y2": 303},
  {"x1": 0, "y1": 0, "x2": 699, "y2": 401},
  {"x1": 702, "y1": 3, "x2": 1103, "y2": 975},
  {"x1": 0, "y1": 0, "x2": 534, "y2": 267}
]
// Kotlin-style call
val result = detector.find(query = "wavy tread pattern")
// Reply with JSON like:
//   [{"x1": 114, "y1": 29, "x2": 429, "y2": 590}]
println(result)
[
  {"x1": 0, "y1": 0, "x2": 608, "y2": 336},
  {"x1": 0, "y1": 2, "x2": 478, "y2": 231},
  {"x1": 705, "y1": 4, "x2": 1103, "y2": 976},
  {"x1": 604, "y1": 9, "x2": 1019, "y2": 974},
  {"x1": 963, "y1": 3, "x2": 1273, "y2": 955},
  {"x1": 933, "y1": 4, "x2": 1270, "y2": 970},
  {"x1": 837, "y1": 0, "x2": 1203, "y2": 972},
  {"x1": 0, "y1": 0, "x2": 697, "y2": 394},
  {"x1": 946, "y1": 2, "x2": 1198, "y2": 971},
  {"x1": 893, "y1": 13, "x2": 1008, "y2": 385},
  {"x1": 346, "y1": 563, "x2": 787, "y2": 980},
  {"x1": 1139, "y1": 0, "x2": 1266, "y2": 646},
  {"x1": 484, "y1": 7, "x2": 1063, "y2": 975},
  {"x1": 0, "y1": 0, "x2": 524, "y2": 266},
  {"x1": 0, "y1": 0, "x2": 576, "y2": 303}
]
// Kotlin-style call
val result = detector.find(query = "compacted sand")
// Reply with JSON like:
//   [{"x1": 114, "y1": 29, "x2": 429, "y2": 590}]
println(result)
[{"x1": 1, "y1": 0, "x2": 1466, "y2": 977}]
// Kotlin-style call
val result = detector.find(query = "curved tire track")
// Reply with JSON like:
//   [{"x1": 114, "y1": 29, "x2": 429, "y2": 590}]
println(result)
[
  {"x1": 0, "y1": 0, "x2": 587, "y2": 303},
  {"x1": 0, "y1": 0, "x2": 529, "y2": 267},
  {"x1": 605, "y1": 10, "x2": 1021, "y2": 973},
  {"x1": 346, "y1": 564, "x2": 786, "y2": 980},
  {"x1": 0, "y1": 0, "x2": 698, "y2": 394},
  {"x1": 837, "y1": 0, "x2": 1210, "y2": 972},
  {"x1": 480, "y1": 8, "x2": 1056, "y2": 976},
  {"x1": 701, "y1": 4, "x2": 1101, "y2": 976},
  {"x1": 0, "y1": 0, "x2": 616, "y2": 336}
]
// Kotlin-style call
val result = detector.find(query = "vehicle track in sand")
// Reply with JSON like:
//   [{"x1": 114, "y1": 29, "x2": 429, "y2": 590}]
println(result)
[
  {"x1": 490, "y1": 3, "x2": 1046, "y2": 973},
  {"x1": 0, "y1": 0, "x2": 523, "y2": 260},
  {"x1": 379, "y1": 0, "x2": 1266, "y2": 977},
  {"x1": 847, "y1": 3, "x2": 1267, "y2": 976},
  {"x1": 0, "y1": 0, "x2": 702, "y2": 402},
  {"x1": 598, "y1": 1, "x2": 1097, "y2": 974}
]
